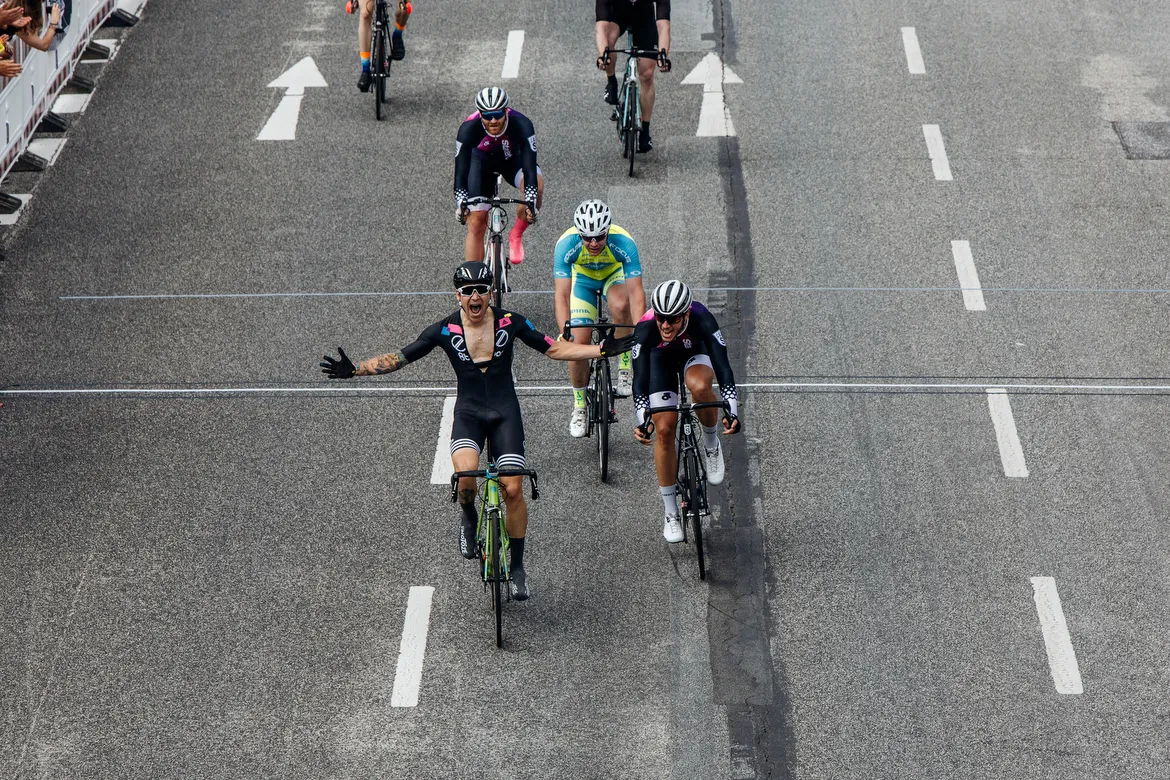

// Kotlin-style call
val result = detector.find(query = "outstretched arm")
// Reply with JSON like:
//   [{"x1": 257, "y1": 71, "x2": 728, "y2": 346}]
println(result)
[{"x1": 356, "y1": 351, "x2": 409, "y2": 376}]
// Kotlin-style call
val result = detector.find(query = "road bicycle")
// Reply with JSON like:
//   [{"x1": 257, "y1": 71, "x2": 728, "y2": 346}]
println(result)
[
  {"x1": 562, "y1": 295, "x2": 631, "y2": 482},
  {"x1": 350, "y1": 0, "x2": 401, "y2": 120},
  {"x1": 451, "y1": 459, "x2": 539, "y2": 647},
  {"x1": 643, "y1": 383, "x2": 728, "y2": 580},
  {"x1": 464, "y1": 175, "x2": 532, "y2": 308},
  {"x1": 602, "y1": 36, "x2": 664, "y2": 177}
]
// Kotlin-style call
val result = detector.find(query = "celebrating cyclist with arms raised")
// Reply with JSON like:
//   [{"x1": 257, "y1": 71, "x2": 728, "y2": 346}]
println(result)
[
  {"x1": 554, "y1": 199, "x2": 646, "y2": 437},
  {"x1": 454, "y1": 87, "x2": 544, "y2": 266},
  {"x1": 346, "y1": 0, "x2": 412, "y2": 92},
  {"x1": 320, "y1": 262, "x2": 631, "y2": 600},
  {"x1": 631, "y1": 280, "x2": 741, "y2": 542},
  {"x1": 595, "y1": 0, "x2": 671, "y2": 152}
]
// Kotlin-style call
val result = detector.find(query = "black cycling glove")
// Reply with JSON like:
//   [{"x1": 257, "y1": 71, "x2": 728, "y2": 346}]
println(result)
[
  {"x1": 723, "y1": 412, "x2": 742, "y2": 435},
  {"x1": 599, "y1": 333, "x2": 636, "y2": 357},
  {"x1": 320, "y1": 347, "x2": 356, "y2": 379}
]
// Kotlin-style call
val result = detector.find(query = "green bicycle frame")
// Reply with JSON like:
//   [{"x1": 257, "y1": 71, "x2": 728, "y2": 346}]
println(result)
[{"x1": 478, "y1": 465, "x2": 511, "y2": 583}]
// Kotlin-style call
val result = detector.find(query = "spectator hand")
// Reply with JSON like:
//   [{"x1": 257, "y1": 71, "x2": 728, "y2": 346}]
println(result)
[
  {"x1": 0, "y1": 60, "x2": 22, "y2": 78},
  {"x1": 49, "y1": 2, "x2": 61, "y2": 24}
]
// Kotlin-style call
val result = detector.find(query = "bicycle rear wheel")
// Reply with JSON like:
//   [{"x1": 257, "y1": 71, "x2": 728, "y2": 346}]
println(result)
[
  {"x1": 625, "y1": 85, "x2": 639, "y2": 176},
  {"x1": 373, "y1": 30, "x2": 387, "y2": 119},
  {"x1": 486, "y1": 506, "x2": 504, "y2": 647},
  {"x1": 684, "y1": 445, "x2": 707, "y2": 580},
  {"x1": 597, "y1": 358, "x2": 611, "y2": 481},
  {"x1": 489, "y1": 236, "x2": 504, "y2": 308}
]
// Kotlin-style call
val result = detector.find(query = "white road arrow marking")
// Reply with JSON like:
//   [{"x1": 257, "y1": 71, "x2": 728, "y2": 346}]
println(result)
[
  {"x1": 257, "y1": 57, "x2": 328, "y2": 141},
  {"x1": 682, "y1": 52, "x2": 742, "y2": 137}
]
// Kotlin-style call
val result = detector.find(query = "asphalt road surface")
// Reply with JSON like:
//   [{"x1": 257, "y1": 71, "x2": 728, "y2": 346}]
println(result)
[{"x1": 2, "y1": 0, "x2": 1169, "y2": 777}]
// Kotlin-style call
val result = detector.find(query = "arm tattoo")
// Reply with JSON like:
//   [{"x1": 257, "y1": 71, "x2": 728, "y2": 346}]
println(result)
[{"x1": 355, "y1": 350, "x2": 408, "y2": 376}]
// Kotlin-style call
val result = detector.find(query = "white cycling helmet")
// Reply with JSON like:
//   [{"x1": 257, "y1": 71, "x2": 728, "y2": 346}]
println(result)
[
  {"x1": 652, "y1": 280, "x2": 692, "y2": 318},
  {"x1": 475, "y1": 86, "x2": 509, "y2": 114},
  {"x1": 573, "y1": 199, "x2": 612, "y2": 238}
]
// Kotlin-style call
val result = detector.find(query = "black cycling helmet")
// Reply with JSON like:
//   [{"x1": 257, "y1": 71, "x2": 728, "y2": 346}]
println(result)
[{"x1": 453, "y1": 261, "x2": 493, "y2": 288}]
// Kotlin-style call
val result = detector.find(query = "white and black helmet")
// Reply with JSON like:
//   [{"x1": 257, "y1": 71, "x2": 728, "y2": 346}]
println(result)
[
  {"x1": 652, "y1": 280, "x2": 692, "y2": 318},
  {"x1": 573, "y1": 199, "x2": 612, "y2": 238},
  {"x1": 474, "y1": 86, "x2": 509, "y2": 114}
]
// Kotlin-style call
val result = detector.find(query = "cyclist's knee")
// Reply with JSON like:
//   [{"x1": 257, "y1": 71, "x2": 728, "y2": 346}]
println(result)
[
  {"x1": 457, "y1": 486, "x2": 477, "y2": 505},
  {"x1": 654, "y1": 411, "x2": 679, "y2": 435},
  {"x1": 360, "y1": 0, "x2": 374, "y2": 20},
  {"x1": 466, "y1": 212, "x2": 488, "y2": 232}
]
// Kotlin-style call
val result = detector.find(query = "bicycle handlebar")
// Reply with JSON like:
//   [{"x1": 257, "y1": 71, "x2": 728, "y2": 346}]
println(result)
[
  {"x1": 464, "y1": 196, "x2": 531, "y2": 206},
  {"x1": 603, "y1": 47, "x2": 662, "y2": 59},
  {"x1": 449, "y1": 469, "x2": 540, "y2": 501},
  {"x1": 561, "y1": 320, "x2": 634, "y2": 341}
]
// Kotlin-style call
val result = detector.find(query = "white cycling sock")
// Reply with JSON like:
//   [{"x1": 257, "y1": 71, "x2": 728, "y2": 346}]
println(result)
[
  {"x1": 659, "y1": 484, "x2": 678, "y2": 516},
  {"x1": 702, "y1": 425, "x2": 720, "y2": 451}
]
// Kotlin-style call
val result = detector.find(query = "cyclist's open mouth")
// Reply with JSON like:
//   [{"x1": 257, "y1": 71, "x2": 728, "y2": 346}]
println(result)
[{"x1": 467, "y1": 297, "x2": 486, "y2": 317}]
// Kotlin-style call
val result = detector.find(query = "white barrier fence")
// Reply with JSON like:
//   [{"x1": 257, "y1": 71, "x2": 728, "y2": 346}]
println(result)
[{"x1": 0, "y1": 0, "x2": 117, "y2": 184}]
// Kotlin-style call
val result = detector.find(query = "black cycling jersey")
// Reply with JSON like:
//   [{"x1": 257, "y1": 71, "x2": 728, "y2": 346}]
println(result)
[
  {"x1": 453, "y1": 109, "x2": 539, "y2": 207},
  {"x1": 596, "y1": 0, "x2": 670, "y2": 22},
  {"x1": 630, "y1": 301, "x2": 738, "y2": 426}
]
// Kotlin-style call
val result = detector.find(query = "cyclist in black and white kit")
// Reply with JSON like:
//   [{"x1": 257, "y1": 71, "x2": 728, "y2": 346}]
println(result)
[
  {"x1": 455, "y1": 87, "x2": 544, "y2": 266},
  {"x1": 320, "y1": 262, "x2": 631, "y2": 600},
  {"x1": 595, "y1": 0, "x2": 671, "y2": 153},
  {"x1": 631, "y1": 280, "x2": 741, "y2": 542}
]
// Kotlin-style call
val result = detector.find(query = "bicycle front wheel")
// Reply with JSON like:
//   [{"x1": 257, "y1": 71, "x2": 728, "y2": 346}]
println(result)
[
  {"x1": 597, "y1": 358, "x2": 611, "y2": 481},
  {"x1": 373, "y1": 31, "x2": 387, "y2": 119},
  {"x1": 489, "y1": 236, "x2": 505, "y2": 308},
  {"x1": 684, "y1": 447, "x2": 707, "y2": 580},
  {"x1": 486, "y1": 506, "x2": 504, "y2": 647}
]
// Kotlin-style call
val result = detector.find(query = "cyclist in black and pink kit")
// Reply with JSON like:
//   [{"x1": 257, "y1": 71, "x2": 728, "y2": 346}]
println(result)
[
  {"x1": 320, "y1": 262, "x2": 631, "y2": 600},
  {"x1": 631, "y1": 280, "x2": 741, "y2": 542},
  {"x1": 454, "y1": 87, "x2": 544, "y2": 266}
]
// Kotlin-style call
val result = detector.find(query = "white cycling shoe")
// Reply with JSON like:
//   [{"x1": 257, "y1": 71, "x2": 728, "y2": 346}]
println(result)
[
  {"x1": 569, "y1": 407, "x2": 588, "y2": 438},
  {"x1": 615, "y1": 368, "x2": 633, "y2": 398},
  {"x1": 663, "y1": 514, "x2": 684, "y2": 543},
  {"x1": 704, "y1": 441, "x2": 725, "y2": 486}
]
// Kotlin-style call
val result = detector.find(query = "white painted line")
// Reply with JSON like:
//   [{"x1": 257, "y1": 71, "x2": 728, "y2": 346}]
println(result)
[
  {"x1": 1030, "y1": 577, "x2": 1083, "y2": 694},
  {"x1": 0, "y1": 195, "x2": 31, "y2": 226},
  {"x1": 27, "y1": 138, "x2": 67, "y2": 166},
  {"x1": 986, "y1": 389, "x2": 1028, "y2": 477},
  {"x1": 501, "y1": 30, "x2": 525, "y2": 79},
  {"x1": 52, "y1": 93, "x2": 92, "y2": 115},
  {"x1": 950, "y1": 240, "x2": 986, "y2": 311},
  {"x1": 923, "y1": 124, "x2": 953, "y2": 181},
  {"x1": 901, "y1": 27, "x2": 925, "y2": 74},
  {"x1": 429, "y1": 396, "x2": 457, "y2": 484},
  {"x1": 390, "y1": 585, "x2": 435, "y2": 707},
  {"x1": 257, "y1": 92, "x2": 305, "y2": 141}
]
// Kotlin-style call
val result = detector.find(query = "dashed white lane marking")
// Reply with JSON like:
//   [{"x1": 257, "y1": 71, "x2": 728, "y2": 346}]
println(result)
[
  {"x1": 950, "y1": 240, "x2": 986, "y2": 311},
  {"x1": 901, "y1": 27, "x2": 925, "y2": 74},
  {"x1": 429, "y1": 396, "x2": 456, "y2": 484},
  {"x1": 0, "y1": 195, "x2": 31, "y2": 226},
  {"x1": 52, "y1": 93, "x2": 92, "y2": 115},
  {"x1": 1030, "y1": 577, "x2": 1083, "y2": 694},
  {"x1": 28, "y1": 138, "x2": 67, "y2": 166},
  {"x1": 923, "y1": 124, "x2": 953, "y2": 180},
  {"x1": 390, "y1": 586, "x2": 435, "y2": 707},
  {"x1": 986, "y1": 389, "x2": 1028, "y2": 477},
  {"x1": 501, "y1": 30, "x2": 525, "y2": 79}
]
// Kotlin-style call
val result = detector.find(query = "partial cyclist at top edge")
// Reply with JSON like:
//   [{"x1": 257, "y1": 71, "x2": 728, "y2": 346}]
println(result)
[
  {"x1": 454, "y1": 87, "x2": 544, "y2": 267},
  {"x1": 554, "y1": 199, "x2": 646, "y2": 438},
  {"x1": 346, "y1": 0, "x2": 412, "y2": 92},
  {"x1": 319, "y1": 262, "x2": 633, "y2": 601},
  {"x1": 595, "y1": 0, "x2": 671, "y2": 153},
  {"x1": 631, "y1": 280, "x2": 742, "y2": 543}
]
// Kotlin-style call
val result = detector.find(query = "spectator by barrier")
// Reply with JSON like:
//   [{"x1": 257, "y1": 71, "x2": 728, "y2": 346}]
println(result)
[{"x1": 0, "y1": 0, "x2": 114, "y2": 185}]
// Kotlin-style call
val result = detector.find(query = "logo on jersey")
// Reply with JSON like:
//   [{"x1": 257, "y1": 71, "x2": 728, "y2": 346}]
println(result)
[
  {"x1": 501, "y1": 139, "x2": 512, "y2": 159},
  {"x1": 455, "y1": 140, "x2": 463, "y2": 157},
  {"x1": 683, "y1": 338, "x2": 693, "y2": 349},
  {"x1": 527, "y1": 135, "x2": 537, "y2": 153},
  {"x1": 495, "y1": 330, "x2": 511, "y2": 348},
  {"x1": 451, "y1": 335, "x2": 470, "y2": 361},
  {"x1": 713, "y1": 329, "x2": 726, "y2": 346},
  {"x1": 631, "y1": 344, "x2": 641, "y2": 360},
  {"x1": 660, "y1": 392, "x2": 672, "y2": 401}
]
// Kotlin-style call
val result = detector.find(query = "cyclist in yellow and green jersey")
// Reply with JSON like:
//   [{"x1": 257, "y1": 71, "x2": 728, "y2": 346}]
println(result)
[{"x1": 553, "y1": 199, "x2": 647, "y2": 437}]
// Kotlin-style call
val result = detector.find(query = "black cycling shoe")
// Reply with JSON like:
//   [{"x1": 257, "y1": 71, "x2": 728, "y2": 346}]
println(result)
[
  {"x1": 510, "y1": 566, "x2": 530, "y2": 601},
  {"x1": 459, "y1": 519, "x2": 478, "y2": 560},
  {"x1": 604, "y1": 84, "x2": 619, "y2": 105},
  {"x1": 357, "y1": 70, "x2": 372, "y2": 92},
  {"x1": 638, "y1": 133, "x2": 653, "y2": 153},
  {"x1": 391, "y1": 34, "x2": 405, "y2": 60}
]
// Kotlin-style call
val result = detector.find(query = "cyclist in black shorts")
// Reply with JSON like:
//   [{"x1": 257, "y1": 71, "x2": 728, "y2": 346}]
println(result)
[
  {"x1": 631, "y1": 280, "x2": 741, "y2": 542},
  {"x1": 320, "y1": 261, "x2": 632, "y2": 600},
  {"x1": 595, "y1": 0, "x2": 671, "y2": 153},
  {"x1": 454, "y1": 86, "x2": 543, "y2": 266}
]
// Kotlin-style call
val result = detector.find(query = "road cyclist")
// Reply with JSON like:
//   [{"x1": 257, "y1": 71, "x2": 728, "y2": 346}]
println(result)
[
  {"x1": 319, "y1": 261, "x2": 633, "y2": 601},
  {"x1": 631, "y1": 280, "x2": 742, "y2": 542},
  {"x1": 455, "y1": 87, "x2": 544, "y2": 267},
  {"x1": 595, "y1": 0, "x2": 672, "y2": 152},
  {"x1": 347, "y1": 0, "x2": 412, "y2": 93},
  {"x1": 553, "y1": 199, "x2": 646, "y2": 438}
]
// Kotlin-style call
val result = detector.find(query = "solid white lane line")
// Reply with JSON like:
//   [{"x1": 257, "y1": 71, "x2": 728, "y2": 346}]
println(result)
[
  {"x1": 986, "y1": 389, "x2": 1028, "y2": 477},
  {"x1": 501, "y1": 30, "x2": 525, "y2": 79},
  {"x1": 1030, "y1": 577, "x2": 1083, "y2": 694},
  {"x1": 429, "y1": 396, "x2": 456, "y2": 484},
  {"x1": 390, "y1": 586, "x2": 435, "y2": 707},
  {"x1": 257, "y1": 91, "x2": 306, "y2": 141},
  {"x1": 901, "y1": 27, "x2": 925, "y2": 74},
  {"x1": 922, "y1": 124, "x2": 953, "y2": 180},
  {"x1": 951, "y1": 240, "x2": 986, "y2": 311}
]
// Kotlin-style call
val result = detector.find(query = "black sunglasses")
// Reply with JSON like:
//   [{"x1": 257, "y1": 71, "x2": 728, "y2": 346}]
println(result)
[
  {"x1": 480, "y1": 110, "x2": 506, "y2": 121},
  {"x1": 581, "y1": 233, "x2": 608, "y2": 244},
  {"x1": 458, "y1": 284, "x2": 491, "y2": 296},
  {"x1": 655, "y1": 312, "x2": 686, "y2": 324}
]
